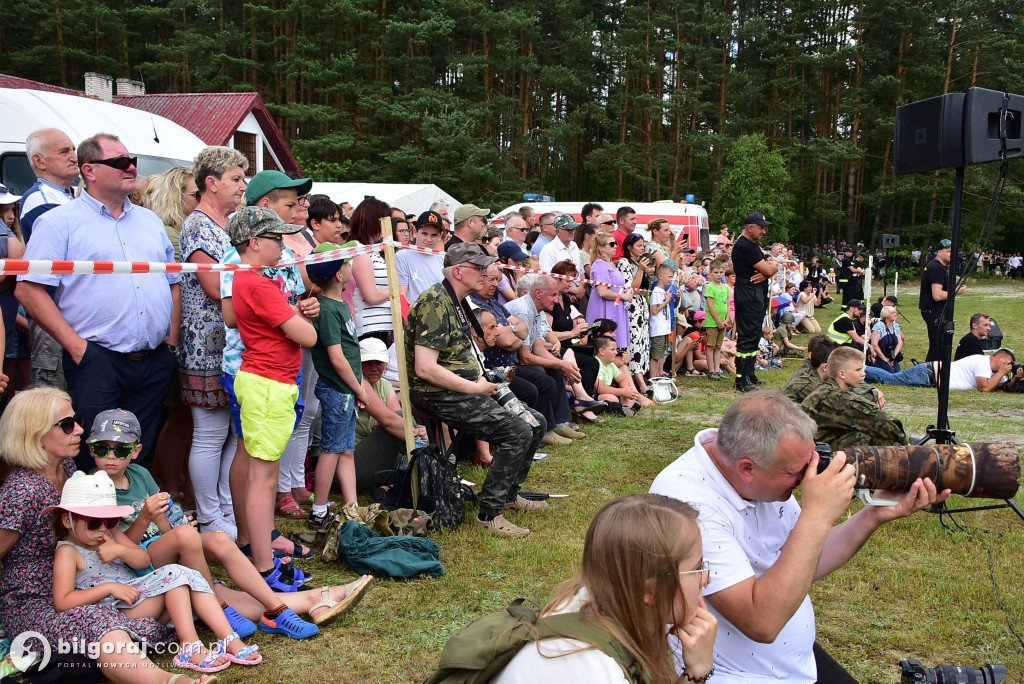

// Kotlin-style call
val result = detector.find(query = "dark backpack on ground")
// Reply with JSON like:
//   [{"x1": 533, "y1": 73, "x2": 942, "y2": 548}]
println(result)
[
  {"x1": 383, "y1": 444, "x2": 466, "y2": 530},
  {"x1": 422, "y1": 597, "x2": 652, "y2": 684}
]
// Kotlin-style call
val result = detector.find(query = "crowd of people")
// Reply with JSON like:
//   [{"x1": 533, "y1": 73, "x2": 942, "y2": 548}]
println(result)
[{"x1": 0, "y1": 127, "x2": 1019, "y2": 683}]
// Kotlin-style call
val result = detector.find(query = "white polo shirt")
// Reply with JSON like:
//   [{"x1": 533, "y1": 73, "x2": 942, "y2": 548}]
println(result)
[
  {"x1": 539, "y1": 237, "x2": 584, "y2": 275},
  {"x1": 650, "y1": 429, "x2": 817, "y2": 683}
]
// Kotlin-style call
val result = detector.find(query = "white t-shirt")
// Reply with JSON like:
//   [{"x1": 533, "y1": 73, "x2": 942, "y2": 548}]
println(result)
[
  {"x1": 948, "y1": 353, "x2": 1000, "y2": 391},
  {"x1": 650, "y1": 286, "x2": 671, "y2": 337},
  {"x1": 493, "y1": 590, "x2": 631, "y2": 684},
  {"x1": 650, "y1": 429, "x2": 817, "y2": 683},
  {"x1": 396, "y1": 249, "x2": 444, "y2": 305}
]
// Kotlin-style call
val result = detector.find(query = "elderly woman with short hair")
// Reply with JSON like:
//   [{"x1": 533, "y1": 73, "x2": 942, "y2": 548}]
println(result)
[
  {"x1": 178, "y1": 146, "x2": 249, "y2": 538},
  {"x1": 0, "y1": 388, "x2": 207, "y2": 684}
]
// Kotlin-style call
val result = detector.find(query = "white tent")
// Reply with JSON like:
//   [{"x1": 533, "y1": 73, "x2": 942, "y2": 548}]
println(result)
[{"x1": 309, "y1": 182, "x2": 461, "y2": 217}]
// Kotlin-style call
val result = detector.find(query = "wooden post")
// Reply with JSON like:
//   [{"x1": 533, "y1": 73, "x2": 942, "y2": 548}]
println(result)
[{"x1": 380, "y1": 217, "x2": 418, "y2": 504}]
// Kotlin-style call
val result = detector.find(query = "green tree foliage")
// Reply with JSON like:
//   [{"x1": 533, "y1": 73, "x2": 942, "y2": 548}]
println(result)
[
  {"x1": 4, "y1": 0, "x2": 1024, "y2": 250},
  {"x1": 714, "y1": 134, "x2": 795, "y2": 243}
]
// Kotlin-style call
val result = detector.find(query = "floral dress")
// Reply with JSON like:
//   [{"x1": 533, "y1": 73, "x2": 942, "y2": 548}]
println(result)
[
  {"x1": 56, "y1": 541, "x2": 212, "y2": 610},
  {"x1": 0, "y1": 461, "x2": 175, "y2": 655},
  {"x1": 178, "y1": 210, "x2": 230, "y2": 407},
  {"x1": 617, "y1": 258, "x2": 651, "y2": 377}
]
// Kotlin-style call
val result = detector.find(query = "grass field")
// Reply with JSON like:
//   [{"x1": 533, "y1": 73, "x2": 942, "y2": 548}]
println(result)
[{"x1": 204, "y1": 278, "x2": 1024, "y2": 684}]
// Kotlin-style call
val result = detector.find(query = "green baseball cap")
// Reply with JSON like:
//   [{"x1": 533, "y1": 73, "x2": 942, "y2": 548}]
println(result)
[
  {"x1": 244, "y1": 170, "x2": 313, "y2": 205},
  {"x1": 226, "y1": 206, "x2": 305, "y2": 246},
  {"x1": 305, "y1": 240, "x2": 359, "y2": 285}
]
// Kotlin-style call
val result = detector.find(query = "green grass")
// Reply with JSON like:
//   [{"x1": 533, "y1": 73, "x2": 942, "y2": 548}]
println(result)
[{"x1": 207, "y1": 279, "x2": 1024, "y2": 684}]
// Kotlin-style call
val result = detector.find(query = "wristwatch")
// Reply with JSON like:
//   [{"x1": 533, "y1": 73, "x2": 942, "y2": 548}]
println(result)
[{"x1": 510, "y1": 324, "x2": 519, "y2": 334}]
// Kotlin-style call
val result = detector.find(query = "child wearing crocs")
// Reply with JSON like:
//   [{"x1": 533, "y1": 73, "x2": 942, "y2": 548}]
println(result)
[
  {"x1": 49, "y1": 471, "x2": 261, "y2": 676},
  {"x1": 306, "y1": 241, "x2": 368, "y2": 531},
  {"x1": 88, "y1": 408, "x2": 323, "y2": 640},
  {"x1": 225, "y1": 207, "x2": 318, "y2": 593}
]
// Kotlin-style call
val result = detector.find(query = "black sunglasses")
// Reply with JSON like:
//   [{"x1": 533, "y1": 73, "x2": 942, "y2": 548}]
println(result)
[
  {"x1": 75, "y1": 515, "x2": 121, "y2": 531},
  {"x1": 88, "y1": 156, "x2": 138, "y2": 171},
  {"x1": 53, "y1": 416, "x2": 78, "y2": 434},
  {"x1": 186, "y1": 190, "x2": 201, "y2": 200},
  {"x1": 607, "y1": 241, "x2": 617, "y2": 247},
  {"x1": 0, "y1": 184, "x2": 19, "y2": 195},
  {"x1": 600, "y1": 220, "x2": 616, "y2": 225},
  {"x1": 90, "y1": 443, "x2": 138, "y2": 459}
]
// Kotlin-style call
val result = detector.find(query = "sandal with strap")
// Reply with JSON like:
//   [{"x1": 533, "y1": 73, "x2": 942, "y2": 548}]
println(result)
[
  {"x1": 216, "y1": 631, "x2": 262, "y2": 666},
  {"x1": 275, "y1": 496, "x2": 306, "y2": 519},
  {"x1": 310, "y1": 577, "x2": 375, "y2": 626},
  {"x1": 238, "y1": 543, "x2": 291, "y2": 561},
  {"x1": 262, "y1": 558, "x2": 306, "y2": 593},
  {"x1": 271, "y1": 528, "x2": 314, "y2": 559},
  {"x1": 167, "y1": 676, "x2": 219, "y2": 684},
  {"x1": 172, "y1": 640, "x2": 230, "y2": 674}
]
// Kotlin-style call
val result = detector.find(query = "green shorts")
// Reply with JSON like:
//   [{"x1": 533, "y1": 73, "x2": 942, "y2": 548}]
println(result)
[{"x1": 235, "y1": 370, "x2": 300, "y2": 462}]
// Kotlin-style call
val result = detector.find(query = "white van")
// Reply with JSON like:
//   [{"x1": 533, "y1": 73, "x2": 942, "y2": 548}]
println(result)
[
  {"x1": 491, "y1": 200, "x2": 712, "y2": 250},
  {"x1": 0, "y1": 88, "x2": 207, "y2": 195}
]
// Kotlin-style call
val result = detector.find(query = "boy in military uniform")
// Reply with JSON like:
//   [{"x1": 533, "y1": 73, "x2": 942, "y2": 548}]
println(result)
[{"x1": 801, "y1": 346, "x2": 907, "y2": 451}]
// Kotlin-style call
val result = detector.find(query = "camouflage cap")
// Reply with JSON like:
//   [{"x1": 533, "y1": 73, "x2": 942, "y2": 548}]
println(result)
[
  {"x1": 88, "y1": 408, "x2": 141, "y2": 444},
  {"x1": 444, "y1": 242, "x2": 496, "y2": 268},
  {"x1": 553, "y1": 214, "x2": 578, "y2": 232},
  {"x1": 226, "y1": 206, "x2": 305, "y2": 246}
]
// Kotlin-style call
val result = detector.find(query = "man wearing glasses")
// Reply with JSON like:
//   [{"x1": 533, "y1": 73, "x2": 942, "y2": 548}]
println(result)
[
  {"x1": 595, "y1": 212, "x2": 617, "y2": 236},
  {"x1": 529, "y1": 212, "x2": 557, "y2": 256},
  {"x1": 17, "y1": 133, "x2": 181, "y2": 472},
  {"x1": 651, "y1": 391, "x2": 948, "y2": 684},
  {"x1": 406, "y1": 242, "x2": 547, "y2": 539},
  {"x1": 502, "y1": 215, "x2": 529, "y2": 247}
]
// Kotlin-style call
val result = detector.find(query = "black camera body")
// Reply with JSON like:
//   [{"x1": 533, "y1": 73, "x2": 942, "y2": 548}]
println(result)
[
  {"x1": 900, "y1": 658, "x2": 1006, "y2": 684},
  {"x1": 815, "y1": 441, "x2": 834, "y2": 473},
  {"x1": 1010, "y1": 361, "x2": 1024, "y2": 375}
]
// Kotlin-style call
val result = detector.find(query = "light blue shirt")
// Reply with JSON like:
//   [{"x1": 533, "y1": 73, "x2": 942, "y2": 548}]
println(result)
[
  {"x1": 531, "y1": 235, "x2": 552, "y2": 256},
  {"x1": 19, "y1": 192, "x2": 180, "y2": 353},
  {"x1": 504, "y1": 294, "x2": 550, "y2": 346}
]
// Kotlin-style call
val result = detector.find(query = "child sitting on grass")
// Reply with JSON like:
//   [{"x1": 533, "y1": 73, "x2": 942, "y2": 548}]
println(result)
[
  {"x1": 49, "y1": 471, "x2": 261, "y2": 676},
  {"x1": 773, "y1": 312, "x2": 807, "y2": 359},
  {"x1": 305, "y1": 241, "x2": 370, "y2": 531},
  {"x1": 593, "y1": 336, "x2": 648, "y2": 416},
  {"x1": 225, "y1": 207, "x2": 317, "y2": 591},
  {"x1": 756, "y1": 325, "x2": 782, "y2": 370},
  {"x1": 89, "y1": 409, "x2": 370, "y2": 637}
]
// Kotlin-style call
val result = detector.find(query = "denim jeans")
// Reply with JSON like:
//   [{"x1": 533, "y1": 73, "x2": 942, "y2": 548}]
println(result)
[{"x1": 864, "y1": 363, "x2": 933, "y2": 387}]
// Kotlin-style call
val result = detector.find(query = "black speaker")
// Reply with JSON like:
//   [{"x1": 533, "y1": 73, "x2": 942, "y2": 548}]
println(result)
[
  {"x1": 894, "y1": 93, "x2": 965, "y2": 175},
  {"x1": 964, "y1": 87, "x2": 1024, "y2": 165},
  {"x1": 881, "y1": 234, "x2": 900, "y2": 249}
]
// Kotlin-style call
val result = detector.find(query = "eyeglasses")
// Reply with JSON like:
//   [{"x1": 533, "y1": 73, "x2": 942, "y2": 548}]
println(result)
[
  {"x1": 0, "y1": 184, "x2": 19, "y2": 195},
  {"x1": 185, "y1": 190, "x2": 201, "y2": 200},
  {"x1": 53, "y1": 416, "x2": 78, "y2": 434},
  {"x1": 600, "y1": 220, "x2": 616, "y2": 225},
  {"x1": 70, "y1": 513, "x2": 121, "y2": 531},
  {"x1": 90, "y1": 443, "x2": 138, "y2": 459},
  {"x1": 678, "y1": 559, "x2": 711, "y2": 588},
  {"x1": 606, "y1": 241, "x2": 617, "y2": 248},
  {"x1": 540, "y1": 222, "x2": 555, "y2": 228},
  {"x1": 87, "y1": 156, "x2": 138, "y2": 171},
  {"x1": 297, "y1": 195, "x2": 310, "y2": 207},
  {"x1": 258, "y1": 234, "x2": 284, "y2": 245}
]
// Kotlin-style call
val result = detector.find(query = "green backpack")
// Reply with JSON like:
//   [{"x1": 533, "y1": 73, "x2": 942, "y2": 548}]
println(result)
[{"x1": 422, "y1": 597, "x2": 653, "y2": 684}]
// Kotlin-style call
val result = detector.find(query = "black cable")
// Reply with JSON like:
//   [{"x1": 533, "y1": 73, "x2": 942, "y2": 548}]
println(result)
[{"x1": 937, "y1": 505, "x2": 1024, "y2": 651}]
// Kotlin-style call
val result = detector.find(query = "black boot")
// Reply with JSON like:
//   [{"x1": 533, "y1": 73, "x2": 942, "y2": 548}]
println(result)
[
  {"x1": 734, "y1": 357, "x2": 758, "y2": 392},
  {"x1": 747, "y1": 359, "x2": 765, "y2": 386}
]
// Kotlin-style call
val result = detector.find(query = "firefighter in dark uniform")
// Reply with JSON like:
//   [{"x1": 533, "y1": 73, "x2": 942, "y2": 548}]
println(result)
[
  {"x1": 837, "y1": 246, "x2": 855, "y2": 304},
  {"x1": 732, "y1": 212, "x2": 776, "y2": 392},
  {"x1": 846, "y1": 252, "x2": 866, "y2": 304}
]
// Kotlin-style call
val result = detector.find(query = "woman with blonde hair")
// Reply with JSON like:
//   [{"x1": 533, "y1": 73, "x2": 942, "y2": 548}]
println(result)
[
  {"x1": 586, "y1": 233, "x2": 631, "y2": 349},
  {"x1": 146, "y1": 166, "x2": 200, "y2": 263},
  {"x1": 0, "y1": 388, "x2": 211, "y2": 683},
  {"x1": 494, "y1": 493, "x2": 716, "y2": 683}
]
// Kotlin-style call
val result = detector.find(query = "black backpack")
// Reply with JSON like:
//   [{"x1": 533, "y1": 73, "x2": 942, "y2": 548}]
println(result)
[
  {"x1": 383, "y1": 444, "x2": 466, "y2": 530},
  {"x1": 422, "y1": 597, "x2": 651, "y2": 684}
]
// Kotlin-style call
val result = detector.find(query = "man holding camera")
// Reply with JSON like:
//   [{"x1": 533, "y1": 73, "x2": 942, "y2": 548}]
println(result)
[
  {"x1": 651, "y1": 391, "x2": 949, "y2": 684},
  {"x1": 406, "y1": 242, "x2": 547, "y2": 539}
]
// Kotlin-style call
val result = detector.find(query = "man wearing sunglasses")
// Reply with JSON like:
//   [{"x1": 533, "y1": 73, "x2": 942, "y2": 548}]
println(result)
[{"x1": 17, "y1": 133, "x2": 180, "y2": 471}]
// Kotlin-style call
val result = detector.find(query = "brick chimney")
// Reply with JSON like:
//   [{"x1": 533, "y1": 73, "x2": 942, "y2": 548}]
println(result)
[
  {"x1": 116, "y1": 78, "x2": 146, "y2": 97},
  {"x1": 84, "y1": 72, "x2": 112, "y2": 102}
]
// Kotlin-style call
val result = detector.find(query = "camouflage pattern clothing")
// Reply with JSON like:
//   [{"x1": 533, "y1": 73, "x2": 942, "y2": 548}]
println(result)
[
  {"x1": 772, "y1": 326, "x2": 804, "y2": 358},
  {"x1": 405, "y1": 282, "x2": 479, "y2": 393},
  {"x1": 800, "y1": 378, "x2": 908, "y2": 451},
  {"x1": 783, "y1": 360, "x2": 819, "y2": 403}
]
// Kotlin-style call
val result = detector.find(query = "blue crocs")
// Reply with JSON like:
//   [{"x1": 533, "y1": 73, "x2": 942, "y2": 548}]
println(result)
[
  {"x1": 262, "y1": 558, "x2": 305, "y2": 593},
  {"x1": 223, "y1": 606, "x2": 258, "y2": 639},
  {"x1": 258, "y1": 608, "x2": 319, "y2": 639}
]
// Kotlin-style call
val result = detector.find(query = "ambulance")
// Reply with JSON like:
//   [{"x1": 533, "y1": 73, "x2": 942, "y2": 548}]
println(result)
[{"x1": 490, "y1": 199, "x2": 712, "y2": 250}]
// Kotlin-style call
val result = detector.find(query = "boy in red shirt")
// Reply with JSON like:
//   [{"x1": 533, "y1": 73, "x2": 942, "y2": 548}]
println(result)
[{"x1": 227, "y1": 207, "x2": 318, "y2": 591}]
